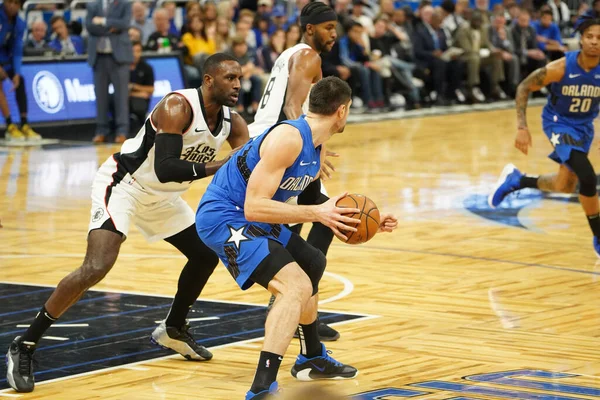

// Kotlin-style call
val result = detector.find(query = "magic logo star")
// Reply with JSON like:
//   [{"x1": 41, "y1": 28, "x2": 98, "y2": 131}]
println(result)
[
  {"x1": 226, "y1": 226, "x2": 249, "y2": 249},
  {"x1": 550, "y1": 132, "x2": 561, "y2": 147}
]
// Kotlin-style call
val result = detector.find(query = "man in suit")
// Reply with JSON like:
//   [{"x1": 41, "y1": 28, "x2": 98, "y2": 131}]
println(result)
[
  {"x1": 455, "y1": 9, "x2": 506, "y2": 102},
  {"x1": 49, "y1": 15, "x2": 85, "y2": 55},
  {"x1": 510, "y1": 8, "x2": 546, "y2": 81},
  {"x1": 86, "y1": 0, "x2": 133, "y2": 144},
  {"x1": 413, "y1": 5, "x2": 449, "y2": 105},
  {"x1": 489, "y1": 10, "x2": 519, "y2": 96}
]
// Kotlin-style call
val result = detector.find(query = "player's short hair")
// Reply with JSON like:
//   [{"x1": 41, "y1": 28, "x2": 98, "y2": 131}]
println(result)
[
  {"x1": 203, "y1": 53, "x2": 239, "y2": 76},
  {"x1": 308, "y1": 76, "x2": 352, "y2": 116},
  {"x1": 300, "y1": 1, "x2": 336, "y2": 34},
  {"x1": 576, "y1": 15, "x2": 600, "y2": 34}
]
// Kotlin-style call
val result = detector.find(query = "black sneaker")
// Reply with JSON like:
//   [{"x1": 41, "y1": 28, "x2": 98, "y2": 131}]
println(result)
[
  {"x1": 290, "y1": 344, "x2": 358, "y2": 381},
  {"x1": 150, "y1": 322, "x2": 213, "y2": 361},
  {"x1": 6, "y1": 336, "x2": 36, "y2": 392},
  {"x1": 267, "y1": 295, "x2": 341, "y2": 342}
]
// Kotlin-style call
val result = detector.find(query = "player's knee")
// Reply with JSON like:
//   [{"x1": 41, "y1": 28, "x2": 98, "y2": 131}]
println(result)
[
  {"x1": 569, "y1": 153, "x2": 597, "y2": 197},
  {"x1": 280, "y1": 268, "x2": 313, "y2": 305},
  {"x1": 79, "y1": 260, "x2": 112, "y2": 287},
  {"x1": 579, "y1": 174, "x2": 597, "y2": 197}
]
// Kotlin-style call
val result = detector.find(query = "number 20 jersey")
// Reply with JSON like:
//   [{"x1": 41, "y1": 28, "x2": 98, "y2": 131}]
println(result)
[
  {"x1": 248, "y1": 43, "x2": 312, "y2": 138},
  {"x1": 542, "y1": 51, "x2": 600, "y2": 127}
]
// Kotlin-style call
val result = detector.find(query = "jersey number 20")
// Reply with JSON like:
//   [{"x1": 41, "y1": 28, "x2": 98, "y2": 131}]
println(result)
[
  {"x1": 569, "y1": 98, "x2": 592, "y2": 113},
  {"x1": 260, "y1": 77, "x2": 276, "y2": 109}
]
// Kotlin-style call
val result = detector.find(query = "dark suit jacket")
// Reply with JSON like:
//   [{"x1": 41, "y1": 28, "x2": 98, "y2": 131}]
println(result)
[
  {"x1": 510, "y1": 24, "x2": 538, "y2": 58},
  {"x1": 413, "y1": 24, "x2": 438, "y2": 63},
  {"x1": 86, "y1": 0, "x2": 132, "y2": 66}
]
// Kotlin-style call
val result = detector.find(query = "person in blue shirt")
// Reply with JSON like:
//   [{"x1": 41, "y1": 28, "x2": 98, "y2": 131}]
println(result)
[
  {"x1": 0, "y1": 0, "x2": 41, "y2": 141},
  {"x1": 533, "y1": 9, "x2": 567, "y2": 61},
  {"x1": 489, "y1": 16, "x2": 600, "y2": 257},
  {"x1": 48, "y1": 15, "x2": 85, "y2": 55},
  {"x1": 196, "y1": 76, "x2": 397, "y2": 398}
]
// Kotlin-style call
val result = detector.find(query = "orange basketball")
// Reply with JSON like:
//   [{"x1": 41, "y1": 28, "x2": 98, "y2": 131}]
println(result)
[{"x1": 335, "y1": 194, "x2": 380, "y2": 245}]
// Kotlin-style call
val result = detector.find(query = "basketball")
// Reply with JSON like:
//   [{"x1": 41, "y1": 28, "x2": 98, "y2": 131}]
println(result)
[{"x1": 335, "y1": 194, "x2": 380, "y2": 245}]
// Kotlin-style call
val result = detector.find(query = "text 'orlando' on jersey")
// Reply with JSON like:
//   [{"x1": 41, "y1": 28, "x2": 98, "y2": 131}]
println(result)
[
  {"x1": 108, "y1": 88, "x2": 232, "y2": 199},
  {"x1": 543, "y1": 51, "x2": 600, "y2": 126},
  {"x1": 208, "y1": 115, "x2": 321, "y2": 208},
  {"x1": 248, "y1": 43, "x2": 312, "y2": 138}
]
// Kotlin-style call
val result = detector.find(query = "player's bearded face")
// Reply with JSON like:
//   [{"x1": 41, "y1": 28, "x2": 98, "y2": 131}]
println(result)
[
  {"x1": 213, "y1": 62, "x2": 242, "y2": 107},
  {"x1": 315, "y1": 21, "x2": 338, "y2": 53},
  {"x1": 581, "y1": 26, "x2": 600, "y2": 57}
]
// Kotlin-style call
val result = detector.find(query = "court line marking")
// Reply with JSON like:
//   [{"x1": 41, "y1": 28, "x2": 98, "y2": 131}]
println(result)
[
  {"x1": 154, "y1": 317, "x2": 220, "y2": 324},
  {"x1": 16, "y1": 324, "x2": 89, "y2": 328},
  {"x1": 42, "y1": 336, "x2": 69, "y2": 341},
  {"x1": 0, "y1": 314, "x2": 379, "y2": 394}
]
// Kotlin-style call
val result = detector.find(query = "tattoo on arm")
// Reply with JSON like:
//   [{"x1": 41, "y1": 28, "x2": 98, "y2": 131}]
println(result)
[{"x1": 516, "y1": 67, "x2": 547, "y2": 129}]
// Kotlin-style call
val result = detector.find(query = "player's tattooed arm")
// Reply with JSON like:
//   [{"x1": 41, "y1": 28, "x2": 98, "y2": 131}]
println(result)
[{"x1": 515, "y1": 58, "x2": 565, "y2": 129}]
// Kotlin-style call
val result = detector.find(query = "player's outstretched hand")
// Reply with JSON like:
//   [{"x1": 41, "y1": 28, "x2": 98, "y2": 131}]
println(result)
[
  {"x1": 378, "y1": 213, "x2": 398, "y2": 233},
  {"x1": 515, "y1": 127, "x2": 532, "y2": 155},
  {"x1": 316, "y1": 192, "x2": 361, "y2": 241},
  {"x1": 320, "y1": 150, "x2": 339, "y2": 181}
]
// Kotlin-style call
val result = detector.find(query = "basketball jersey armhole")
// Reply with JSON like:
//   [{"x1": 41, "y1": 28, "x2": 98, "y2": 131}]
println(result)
[{"x1": 148, "y1": 91, "x2": 195, "y2": 134}]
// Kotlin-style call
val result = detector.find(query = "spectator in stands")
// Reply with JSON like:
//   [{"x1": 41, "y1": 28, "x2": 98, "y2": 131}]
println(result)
[
  {"x1": 130, "y1": 1, "x2": 153, "y2": 46},
  {"x1": 86, "y1": 0, "x2": 133, "y2": 144},
  {"x1": 511, "y1": 8, "x2": 547, "y2": 80},
  {"x1": 180, "y1": 5, "x2": 201, "y2": 37},
  {"x1": 256, "y1": 28, "x2": 285, "y2": 72},
  {"x1": 216, "y1": 16, "x2": 232, "y2": 52},
  {"x1": 162, "y1": 1, "x2": 179, "y2": 36},
  {"x1": 203, "y1": 1, "x2": 218, "y2": 33},
  {"x1": 455, "y1": 9, "x2": 506, "y2": 102},
  {"x1": 253, "y1": 15, "x2": 272, "y2": 49},
  {"x1": 506, "y1": 2, "x2": 520, "y2": 25},
  {"x1": 129, "y1": 26, "x2": 142, "y2": 43},
  {"x1": 24, "y1": 20, "x2": 53, "y2": 56},
  {"x1": 286, "y1": 0, "x2": 309, "y2": 27},
  {"x1": 235, "y1": 9, "x2": 258, "y2": 55},
  {"x1": 583, "y1": 0, "x2": 600, "y2": 18},
  {"x1": 534, "y1": 9, "x2": 567, "y2": 60},
  {"x1": 379, "y1": 0, "x2": 395, "y2": 18},
  {"x1": 548, "y1": 0, "x2": 571, "y2": 32},
  {"x1": 340, "y1": 21, "x2": 385, "y2": 111},
  {"x1": 257, "y1": 0, "x2": 273, "y2": 17},
  {"x1": 49, "y1": 15, "x2": 85, "y2": 55},
  {"x1": 181, "y1": 14, "x2": 216, "y2": 85},
  {"x1": 228, "y1": 35, "x2": 263, "y2": 116},
  {"x1": 431, "y1": 8, "x2": 467, "y2": 103},
  {"x1": 475, "y1": 0, "x2": 491, "y2": 25},
  {"x1": 351, "y1": 0, "x2": 374, "y2": 48},
  {"x1": 127, "y1": 41, "x2": 154, "y2": 134},
  {"x1": 285, "y1": 24, "x2": 301, "y2": 49},
  {"x1": 370, "y1": 15, "x2": 421, "y2": 109},
  {"x1": 335, "y1": 0, "x2": 352, "y2": 38},
  {"x1": 455, "y1": 0, "x2": 470, "y2": 23},
  {"x1": 413, "y1": 5, "x2": 450, "y2": 105},
  {"x1": 0, "y1": 0, "x2": 41, "y2": 141},
  {"x1": 489, "y1": 10, "x2": 519, "y2": 96},
  {"x1": 146, "y1": 9, "x2": 183, "y2": 53},
  {"x1": 441, "y1": 0, "x2": 465, "y2": 36},
  {"x1": 270, "y1": 5, "x2": 288, "y2": 31}
]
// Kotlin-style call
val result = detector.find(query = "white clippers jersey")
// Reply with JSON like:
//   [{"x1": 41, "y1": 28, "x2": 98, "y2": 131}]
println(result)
[
  {"x1": 113, "y1": 88, "x2": 232, "y2": 198},
  {"x1": 249, "y1": 43, "x2": 312, "y2": 138}
]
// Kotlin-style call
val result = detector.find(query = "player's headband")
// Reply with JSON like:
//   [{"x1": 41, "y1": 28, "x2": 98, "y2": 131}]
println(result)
[{"x1": 300, "y1": 10, "x2": 337, "y2": 27}]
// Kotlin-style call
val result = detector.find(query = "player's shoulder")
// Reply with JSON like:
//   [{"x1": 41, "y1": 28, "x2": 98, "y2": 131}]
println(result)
[
  {"x1": 290, "y1": 46, "x2": 321, "y2": 65},
  {"x1": 262, "y1": 123, "x2": 304, "y2": 152}
]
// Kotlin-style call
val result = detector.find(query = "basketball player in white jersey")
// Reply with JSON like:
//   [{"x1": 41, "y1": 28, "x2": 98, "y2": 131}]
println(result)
[
  {"x1": 6, "y1": 54, "x2": 249, "y2": 393},
  {"x1": 249, "y1": 1, "x2": 341, "y2": 341}
]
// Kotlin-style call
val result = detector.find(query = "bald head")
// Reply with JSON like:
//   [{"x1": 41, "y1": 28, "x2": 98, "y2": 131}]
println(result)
[
  {"x1": 31, "y1": 20, "x2": 47, "y2": 41},
  {"x1": 421, "y1": 5, "x2": 434, "y2": 24},
  {"x1": 153, "y1": 8, "x2": 169, "y2": 34},
  {"x1": 132, "y1": 1, "x2": 147, "y2": 23}
]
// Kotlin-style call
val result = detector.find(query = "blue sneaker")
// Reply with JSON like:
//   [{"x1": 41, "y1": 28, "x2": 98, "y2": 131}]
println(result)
[
  {"x1": 290, "y1": 344, "x2": 358, "y2": 381},
  {"x1": 488, "y1": 164, "x2": 523, "y2": 208},
  {"x1": 594, "y1": 237, "x2": 600, "y2": 258},
  {"x1": 245, "y1": 381, "x2": 278, "y2": 399}
]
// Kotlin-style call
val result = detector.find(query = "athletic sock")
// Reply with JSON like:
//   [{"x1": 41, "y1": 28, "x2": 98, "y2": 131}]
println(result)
[
  {"x1": 519, "y1": 175, "x2": 539, "y2": 189},
  {"x1": 22, "y1": 306, "x2": 57, "y2": 343},
  {"x1": 249, "y1": 351, "x2": 282, "y2": 393},
  {"x1": 297, "y1": 319, "x2": 321, "y2": 358}
]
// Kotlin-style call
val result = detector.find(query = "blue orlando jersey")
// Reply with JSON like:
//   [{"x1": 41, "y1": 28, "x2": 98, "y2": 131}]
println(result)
[
  {"x1": 209, "y1": 115, "x2": 321, "y2": 208},
  {"x1": 542, "y1": 51, "x2": 600, "y2": 126}
]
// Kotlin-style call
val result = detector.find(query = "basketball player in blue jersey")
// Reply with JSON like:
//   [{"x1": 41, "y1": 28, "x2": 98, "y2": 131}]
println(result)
[
  {"x1": 196, "y1": 77, "x2": 397, "y2": 399},
  {"x1": 250, "y1": 0, "x2": 342, "y2": 342},
  {"x1": 489, "y1": 16, "x2": 600, "y2": 256}
]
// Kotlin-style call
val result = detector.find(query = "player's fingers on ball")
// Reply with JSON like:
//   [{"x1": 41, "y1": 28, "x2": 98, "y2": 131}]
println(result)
[
  {"x1": 325, "y1": 160, "x2": 335, "y2": 171},
  {"x1": 337, "y1": 207, "x2": 361, "y2": 215},
  {"x1": 337, "y1": 221, "x2": 358, "y2": 232},
  {"x1": 340, "y1": 215, "x2": 361, "y2": 225},
  {"x1": 333, "y1": 228, "x2": 348, "y2": 241}
]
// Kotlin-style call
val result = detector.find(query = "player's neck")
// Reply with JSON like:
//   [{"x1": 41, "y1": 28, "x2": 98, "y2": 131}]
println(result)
[
  {"x1": 578, "y1": 52, "x2": 600, "y2": 71},
  {"x1": 200, "y1": 88, "x2": 220, "y2": 118},
  {"x1": 305, "y1": 114, "x2": 333, "y2": 147},
  {"x1": 301, "y1": 37, "x2": 320, "y2": 54}
]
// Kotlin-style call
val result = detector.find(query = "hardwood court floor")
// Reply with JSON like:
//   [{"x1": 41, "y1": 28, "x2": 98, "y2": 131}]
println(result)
[{"x1": 2, "y1": 107, "x2": 600, "y2": 399}]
